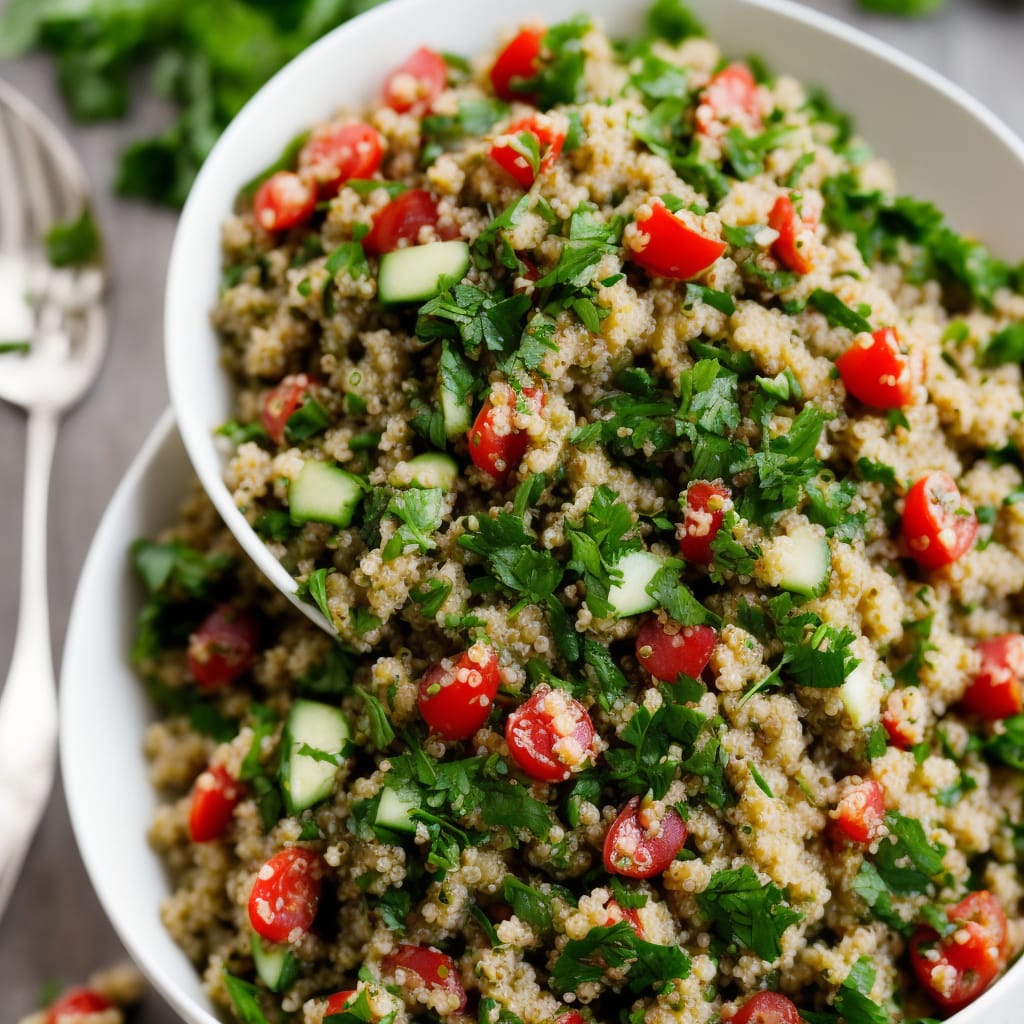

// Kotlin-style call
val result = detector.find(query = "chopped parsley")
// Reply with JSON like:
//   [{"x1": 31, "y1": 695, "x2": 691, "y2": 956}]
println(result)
[
  {"x1": 382, "y1": 487, "x2": 445, "y2": 559},
  {"x1": 45, "y1": 207, "x2": 101, "y2": 266},
  {"x1": 696, "y1": 865, "x2": 803, "y2": 961},
  {"x1": 549, "y1": 922, "x2": 691, "y2": 995}
]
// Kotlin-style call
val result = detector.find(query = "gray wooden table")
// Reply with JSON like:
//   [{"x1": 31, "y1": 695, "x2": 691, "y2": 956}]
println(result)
[{"x1": 1, "y1": 1, "x2": 1022, "y2": 1019}]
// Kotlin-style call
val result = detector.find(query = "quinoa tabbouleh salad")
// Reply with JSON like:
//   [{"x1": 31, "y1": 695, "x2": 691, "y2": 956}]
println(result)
[{"x1": 141, "y1": 3, "x2": 1024, "y2": 1023}]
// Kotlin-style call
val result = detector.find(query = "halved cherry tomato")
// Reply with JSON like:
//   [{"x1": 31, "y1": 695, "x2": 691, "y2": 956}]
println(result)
[
  {"x1": 506, "y1": 683, "x2": 595, "y2": 783},
  {"x1": 696, "y1": 63, "x2": 762, "y2": 136},
  {"x1": 324, "y1": 990, "x2": 358, "y2": 1014},
  {"x1": 555, "y1": 1014, "x2": 586, "y2": 1024},
  {"x1": 832, "y1": 779, "x2": 885, "y2": 845},
  {"x1": 605, "y1": 898, "x2": 645, "y2": 938},
  {"x1": 628, "y1": 201, "x2": 726, "y2": 280},
  {"x1": 467, "y1": 383, "x2": 545, "y2": 483},
  {"x1": 731, "y1": 992, "x2": 802, "y2": 1024},
  {"x1": 603, "y1": 795, "x2": 688, "y2": 878},
  {"x1": 46, "y1": 989, "x2": 113, "y2": 1024},
  {"x1": 248, "y1": 847, "x2": 324, "y2": 943},
  {"x1": 962, "y1": 634, "x2": 1024, "y2": 719},
  {"x1": 901, "y1": 472, "x2": 978, "y2": 570},
  {"x1": 299, "y1": 121, "x2": 383, "y2": 197},
  {"x1": 490, "y1": 27, "x2": 543, "y2": 102},
  {"x1": 363, "y1": 189, "x2": 443, "y2": 255},
  {"x1": 382, "y1": 46, "x2": 448, "y2": 114},
  {"x1": 187, "y1": 605, "x2": 259, "y2": 691},
  {"x1": 678, "y1": 480, "x2": 731, "y2": 564},
  {"x1": 381, "y1": 944, "x2": 467, "y2": 1013},
  {"x1": 836, "y1": 327, "x2": 918, "y2": 409},
  {"x1": 635, "y1": 616, "x2": 717, "y2": 684},
  {"x1": 489, "y1": 114, "x2": 566, "y2": 188},
  {"x1": 909, "y1": 891, "x2": 1008, "y2": 1013},
  {"x1": 881, "y1": 691, "x2": 919, "y2": 750},
  {"x1": 189, "y1": 763, "x2": 245, "y2": 843},
  {"x1": 253, "y1": 171, "x2": 317, "y2": 233},
  {"x1": 261, "y1": 372, "x2": 318, "y2": 445},
  {"x1": 418, "y1": 642, "x2": 500, "y2": 741},
  {"x1": 768, "y1": 194, "x2": 816, "y2": 275}
]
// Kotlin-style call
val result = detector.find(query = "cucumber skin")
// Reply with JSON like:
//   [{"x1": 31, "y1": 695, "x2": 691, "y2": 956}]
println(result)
[
  {"x1": 280, "y1": 699, "x2": 350, "y2": 815},
  {"x1": 251, "y1": 932, "x2": 298, "y2": 992},
  {"x1": 405, "y1": 452, "x2": 458, "y2": 490},
  {"x1": 288, "y1": 460, "x2": 364, "y2": 528},
  {"x1": 375, "y1": 785, "x2": 420, "y2": 834},
  {"x1": 607, "y1": 550, "x2": 665, "y2": 617}
]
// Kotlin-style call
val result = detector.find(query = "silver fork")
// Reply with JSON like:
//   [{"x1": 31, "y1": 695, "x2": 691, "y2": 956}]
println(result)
[{"x1": 0, "y1": 80, "x2": 107, "y2": 920}]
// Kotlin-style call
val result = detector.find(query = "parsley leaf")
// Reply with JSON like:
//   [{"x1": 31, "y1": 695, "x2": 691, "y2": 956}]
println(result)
[
  {"x1": 986, "y1": 714, "x2": 1024, "y2": 770},
  {"x1": 502, "y1": 876, "x2": 553, "y2": 931},
  {"x1": 696, "y1": 865, "x2": 803, "y2": 961},
  {"x1": 382, "y1": 487, "x2": 445, "y2": 559},
  {"x1": 357, "y1": 689, "x2": 396, "y2": 749},
  {"x1": 549, "y1": 922, "x2": 691, "y2": 995},
  {"x1": 565, "y1": 486, "x2": 642, "y2": 618},
  {"x1": 45, "y1": 207, "x2": 101, "y2": 266},
  {"x1": 518, "y1": 14, "x2": 591, "y2": 108},
  {"x1": 459, "y1": 511, "x2": 564, "y2": 606},
  {"x1": 873, "y1": 811, "x2": 947, "y2": 895},
  {"x1": 223, "y1": 972, "x2": 272, "y2": 1024},
  {"x1": 646, "y1": 562, "x2": 717, "y2": 627},
  {"x1": 981, "y1": 323, "x2": 1024, "y2": 367},
  {"x1": 834, "y1": 957, "x2": 889, "y2": 1024}
]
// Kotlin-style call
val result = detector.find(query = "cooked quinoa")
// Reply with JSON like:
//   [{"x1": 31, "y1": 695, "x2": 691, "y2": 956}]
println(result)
[{"x1": 141, "y1": 5, "x2": 1024, "y2": 1024}]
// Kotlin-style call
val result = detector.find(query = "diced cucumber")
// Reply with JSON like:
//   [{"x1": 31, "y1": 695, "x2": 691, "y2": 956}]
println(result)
[
  {"x1": 289, "y1": 460, "x2": 364, "y2": 528},
  {"x1": 840, "y1": 661, "x2": 880, "y2": 729},
  {"x1": 378, "y1": 240, "x2": 470, "y2": 305},
  {"x1": 441, "y1": 382, "x2": 472, "y2": 439},
  {"x1": 776, "y1": 523, "x2": 831, "y2": 598},
  {"x1": 375, "y1": 785, "x2": 419, "y2": 834},
  {"x1": 607, "y1": 550, "x2": 666, "y2": 618},
  {"x1": 280, "y1": 699, "x2": 350, "y2": 814},
  {"x1": 251, "y1": 931, "x2": 298, "y2": 992},
  {"x1": 402, "y1": 453, "x2": 459, "y2": 490}
]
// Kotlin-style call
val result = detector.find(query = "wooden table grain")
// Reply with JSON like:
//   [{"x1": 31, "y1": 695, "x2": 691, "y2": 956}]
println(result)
[{"x1": 1, "y1": 1, "x2": 1022, "y2": 1019}]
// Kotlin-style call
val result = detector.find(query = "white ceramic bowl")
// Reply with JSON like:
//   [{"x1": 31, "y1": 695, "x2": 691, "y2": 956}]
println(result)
[
  {"x1": 61, "y1": 415, "x2": 1024, "y2": 1024},
  {"x1": 165, "y1": 0, "x2": 1024, "y2": 636}
]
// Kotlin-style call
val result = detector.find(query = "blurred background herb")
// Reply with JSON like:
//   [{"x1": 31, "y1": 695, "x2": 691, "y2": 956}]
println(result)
[{"x1": 0, "y1": 0, "x2": 387, "y2": 206}]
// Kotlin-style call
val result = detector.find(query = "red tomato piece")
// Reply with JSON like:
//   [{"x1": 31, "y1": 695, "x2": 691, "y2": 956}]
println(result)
[
  {"x1": 555, "y1": 1014, "x2": 586, "y2": 1024},
  {"x1": 248, "y1": 847, "x2": 324, "y2": 943},
  {"x1": 963, "y1": 634, "x2": 1024, "y2": 719},
  {"x1": 364, "y1": 190, "x2": 442, "y2": 255},
  {"x1": 881, "y1": 700, "x2": 915, "y2": 751},
  {"x1": 832, "y1": 779, "x2": 886, "y2": 845},
  {"x1": 628, "y1": 201, "x2": 726, "y2": 280},
  {"x1": 489, "y1": 114, "x2": 566, "y2": 188},
  {"x1": 417, "y1": 642, "x2": 500, "y2": 741},
  {"x1": 187, "y1": 605, "x2": 259, "y2": 691},
  {"x1": 901, "y1": 472, "x2": 978, "y2": 570},
  {"x1": 768, "y1": 194, "x2": 816, "y2": 275},
  {"x1": 506, "y1": 683, "x2": 596, "y2": 783},
  {"x1": 731, "y1": 992, "x2": 802, "y2": 1024},
  {"x1": 490, "y1": 27, "x2": 543, "y2": 102},
  {"x1": 299, "y1": 121, "x2": 383, "y2": 197},
  {"x1": 635, "y1": 616, "x2": 718, "y2": 684},
  {"x1": 696, "y1": 62, "x2": 762, "y2": 136},
  {"x1": 381, "y1": 944, "x2": 467, "y2": 1013},
  {"x1": 382, "y1": 46, "x2": 448, "y2": 114},
  {"x1": 678, "y1": 480, "x2": 731, "y2": 564},
  {"x1": 467, "y1": 383, "x2": 545, "y2": 483},
  {"x1": 261, "y1": 372, "x2": 318, "y2": 446},
  {"x1": 253, "y1": 171, "x2": 316, "y2": 233},
  {"x1": 189, "y1": 763, "x2": 245, "y2": 843},
  {"x1": 46, "y1": 989, "x2": 114, "y2": 1024},
  {"x1": 836, "y1": 327, "x2": 918, "y2": 409},
  {"x1": 910, "y1": 891, "x2": 1008, "y2": 1013},
  {"x1": 603, "y1": 795, "x2": 688, "y2": 878},
  {"x1": 324, "y1": 990, "x2": 358, "y2": 1014},
  {"x1": 605, "y1": 898, "x2": 645, "y2": 938}
]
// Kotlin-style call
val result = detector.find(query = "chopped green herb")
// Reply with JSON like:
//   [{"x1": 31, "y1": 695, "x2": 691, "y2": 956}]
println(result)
[
  {"x1": 696, "y1": 865, "x2": 803, "y2": 961},
  {"x1": 45, "y1": 207, "x2": 101, "y2": 266}
]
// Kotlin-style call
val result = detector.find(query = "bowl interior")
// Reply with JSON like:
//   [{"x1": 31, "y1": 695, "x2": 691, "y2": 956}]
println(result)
[{"x1": 165, "y1": 0, "x2": 1024, "y2": 638}]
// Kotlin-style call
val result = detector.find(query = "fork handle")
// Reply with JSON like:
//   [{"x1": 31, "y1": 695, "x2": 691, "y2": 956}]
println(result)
[{"x1": 0, "y1": 407, "x2": 59, "y2": 914}]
